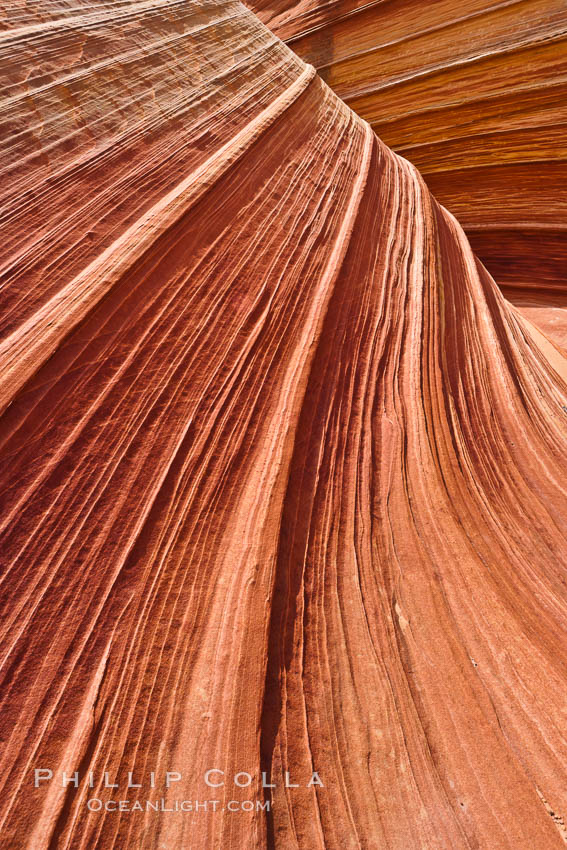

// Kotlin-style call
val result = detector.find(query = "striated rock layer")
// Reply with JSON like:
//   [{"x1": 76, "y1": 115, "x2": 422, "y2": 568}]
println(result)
[
  {"x1": 246, "y1": 0, "x2": 567, "y2": 347},
  {"x1": 1, "y1": 1, "x2": 567, "y2": 848}
]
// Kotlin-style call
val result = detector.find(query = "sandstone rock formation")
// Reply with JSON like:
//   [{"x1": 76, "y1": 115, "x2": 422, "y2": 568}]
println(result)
[
  {"x1": 1, "y1": 1, "x2": 566, "y2": 849},
  {"x1": 246, "y1": 0, "x2": 567, "y2": 348}
]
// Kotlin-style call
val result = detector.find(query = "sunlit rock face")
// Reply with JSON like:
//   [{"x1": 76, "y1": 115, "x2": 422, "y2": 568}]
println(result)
[
  {"x1": 1, "y1": 1, "x2": 567, "y2": 849},
  {"x1": 246, "y1": 0, "x2": 567, "y2": 348}
]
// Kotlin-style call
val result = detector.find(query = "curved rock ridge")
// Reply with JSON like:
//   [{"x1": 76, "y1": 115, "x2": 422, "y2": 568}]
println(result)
[
  {"x1": 245, "y1": 0, "x2": 567, "y2": 347},
  {"x1": 1, "y1": 1, "x2": 567, "y2": 849}
]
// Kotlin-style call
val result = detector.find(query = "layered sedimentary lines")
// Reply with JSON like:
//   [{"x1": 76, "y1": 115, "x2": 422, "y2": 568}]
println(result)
[
  {"x1": 1, "y1": 1, "x2": 567, "y2": 849},
  {"x1": 246, "y1": 0, "x2": 567, "y2": 347}
]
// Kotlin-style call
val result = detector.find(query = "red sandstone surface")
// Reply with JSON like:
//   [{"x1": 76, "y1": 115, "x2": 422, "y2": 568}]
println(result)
[
  {"x1": 1, "y1": 1, "x2": 566, "y2": 849},
  {"x1": 246, "y1": 0, "x2": 567, "y2": 348}
]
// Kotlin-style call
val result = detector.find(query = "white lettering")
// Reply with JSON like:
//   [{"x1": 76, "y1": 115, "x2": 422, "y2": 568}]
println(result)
[
  {"x1": 165, "y1": 771, "x2": 181, "y2": 788},
  {"x1": 307, "y1": 772, "x2": 324, "y2": 787},
  {"x1": 204, "y1": 769, "x2": 224, "y2": 788},
  {"x1": 34, "y1": 769, "x2": 52, "y2": 787}
]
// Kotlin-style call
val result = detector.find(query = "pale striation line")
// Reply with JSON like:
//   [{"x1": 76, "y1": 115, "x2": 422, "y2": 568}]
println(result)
[{"x1": 0, "y1": 63, "x2": 317, "y2": 416}]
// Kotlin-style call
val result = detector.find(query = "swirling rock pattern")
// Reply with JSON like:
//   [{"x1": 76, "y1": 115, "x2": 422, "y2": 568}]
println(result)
[
  {"x1": 246, "y1": 0, "x2": 567, "y2": 348},
  {"x1": 1, "y1": 1, "x2": 566, "y2": 849}
]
